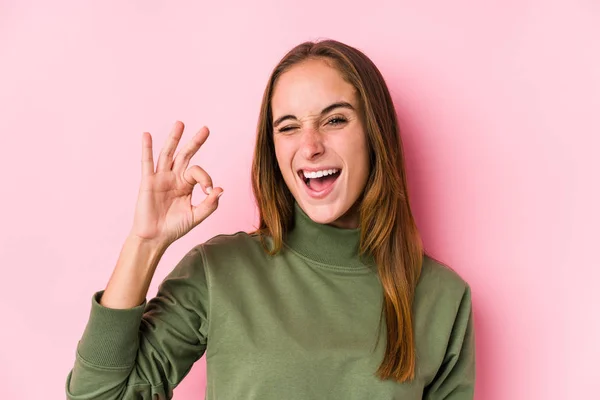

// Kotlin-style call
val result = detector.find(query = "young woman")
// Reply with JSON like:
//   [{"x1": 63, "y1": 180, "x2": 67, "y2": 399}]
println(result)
[{"x1": 66, "y1": 39, "x2": 475, "y2": 400}]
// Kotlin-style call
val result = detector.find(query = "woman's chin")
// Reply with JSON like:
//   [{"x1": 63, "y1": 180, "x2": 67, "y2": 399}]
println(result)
[{"x1": 298, "y1": 200, "x2": 358, "y2": 229}]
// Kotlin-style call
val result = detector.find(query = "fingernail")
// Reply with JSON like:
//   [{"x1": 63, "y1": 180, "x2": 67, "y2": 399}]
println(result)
[
  {"x1": 206, "y1": 186, "x2": 213, "y2": 194},
  {"x1": 218, "y1": 191, "x2": 223, "y2": 198}
]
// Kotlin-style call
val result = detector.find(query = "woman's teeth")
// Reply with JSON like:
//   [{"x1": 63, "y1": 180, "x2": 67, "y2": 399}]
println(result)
[{"x1": 302, "y1": 168, "x2": 339, "y2": 179}]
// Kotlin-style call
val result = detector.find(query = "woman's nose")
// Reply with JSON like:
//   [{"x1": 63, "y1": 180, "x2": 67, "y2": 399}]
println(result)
[{"x1": 300, "y1": 128, "x2": 325, "y2": 160}]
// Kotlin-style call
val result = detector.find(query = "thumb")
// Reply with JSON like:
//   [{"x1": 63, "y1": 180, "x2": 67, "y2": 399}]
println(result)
[{"x1": 191, "y1": 187, "x2": 224, "y2": 226}]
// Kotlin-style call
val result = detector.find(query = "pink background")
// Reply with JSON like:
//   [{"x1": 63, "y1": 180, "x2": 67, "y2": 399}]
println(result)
[{"x1": 1, "y1": 1, "x2": 598, "y2": 399}]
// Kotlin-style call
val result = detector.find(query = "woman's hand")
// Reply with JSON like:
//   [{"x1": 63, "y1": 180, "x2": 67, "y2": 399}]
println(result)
[{"x1": 128, "y1": 121, "x2": 223, "y2": 248}]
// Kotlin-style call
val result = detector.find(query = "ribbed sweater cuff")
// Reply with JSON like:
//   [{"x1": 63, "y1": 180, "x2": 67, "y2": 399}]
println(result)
[{"x1": 77, "y1": 290, "x2": 146, "y2": 368}]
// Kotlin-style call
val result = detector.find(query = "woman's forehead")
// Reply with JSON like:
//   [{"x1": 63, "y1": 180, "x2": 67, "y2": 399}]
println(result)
[{"x1": 271, "y1": 60, "x2": 358, "y2": 118}]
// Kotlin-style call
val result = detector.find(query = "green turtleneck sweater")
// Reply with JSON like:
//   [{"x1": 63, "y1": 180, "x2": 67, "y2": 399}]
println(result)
[{"x1": 66, "y1": 204, "x2": 475, "y2": 399}]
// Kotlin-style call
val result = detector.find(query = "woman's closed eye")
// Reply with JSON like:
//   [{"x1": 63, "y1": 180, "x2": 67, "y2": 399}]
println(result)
[{"x1": 278, "y1": 125, "x2": 297, "y2": 133}]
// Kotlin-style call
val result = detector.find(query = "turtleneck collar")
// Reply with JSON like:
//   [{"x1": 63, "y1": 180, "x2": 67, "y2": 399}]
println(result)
[{"x1": 283, "y1": 202, "x2": 376, "y2": 272}]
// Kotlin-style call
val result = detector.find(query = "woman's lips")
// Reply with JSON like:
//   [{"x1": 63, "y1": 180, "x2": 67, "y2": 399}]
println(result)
[{"x1": 298, "y1": 170, "x2": 341, "y2": 199}]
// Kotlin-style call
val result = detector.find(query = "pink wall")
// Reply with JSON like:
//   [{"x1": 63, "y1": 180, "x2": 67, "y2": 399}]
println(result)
[{"x1": 1, "y1": 1, "x2": 598, "y2": 399}]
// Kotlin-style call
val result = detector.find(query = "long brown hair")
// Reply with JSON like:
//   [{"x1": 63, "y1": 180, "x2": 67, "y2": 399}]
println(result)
[{"x1": 251, "y1": 39, "x2": 423, "y2": 382}]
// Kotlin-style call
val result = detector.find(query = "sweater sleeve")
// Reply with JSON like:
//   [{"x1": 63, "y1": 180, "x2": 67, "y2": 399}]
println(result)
[
  {"x1": 65, "y1": 245, "x2": 209, "y2": 400},
  {"x1": 423, "y1": 284, "x2": 476, "y2": 399}
]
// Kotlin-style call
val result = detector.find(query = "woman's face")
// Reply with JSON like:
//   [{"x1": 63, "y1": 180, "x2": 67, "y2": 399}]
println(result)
[{"x1": 271, "y1": 58, "x2": 370, "y2": 229}]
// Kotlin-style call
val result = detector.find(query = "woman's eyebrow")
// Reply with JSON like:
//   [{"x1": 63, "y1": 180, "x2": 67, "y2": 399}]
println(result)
[{"x1": 273, "y1": 101, "x2": 355, "y2": 127}]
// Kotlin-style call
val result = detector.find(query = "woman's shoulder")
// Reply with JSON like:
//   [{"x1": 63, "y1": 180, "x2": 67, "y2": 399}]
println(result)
[
  {"x1": 417, "y1": 254, "x2": 471, "y2": 296},
  {"x1": 197, "y1": 230, "x2": 273, "y2": 263},
  {"x1": 201, "y1": 230, "x2": 269, "y2": 251},
  {"x1": 203, "y1": 230, "x2": 260, "y2": 245}
]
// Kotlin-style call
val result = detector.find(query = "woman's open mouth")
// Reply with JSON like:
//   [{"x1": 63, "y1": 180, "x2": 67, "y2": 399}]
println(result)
[{"x1": 298, "y1": 168, "x2": 341, "y2": 198}]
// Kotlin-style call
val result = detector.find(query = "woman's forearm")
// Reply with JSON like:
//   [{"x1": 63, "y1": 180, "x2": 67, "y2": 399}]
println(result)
[{"x1": 100, "y1": 235, "x2": 168, "y2": 309}]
